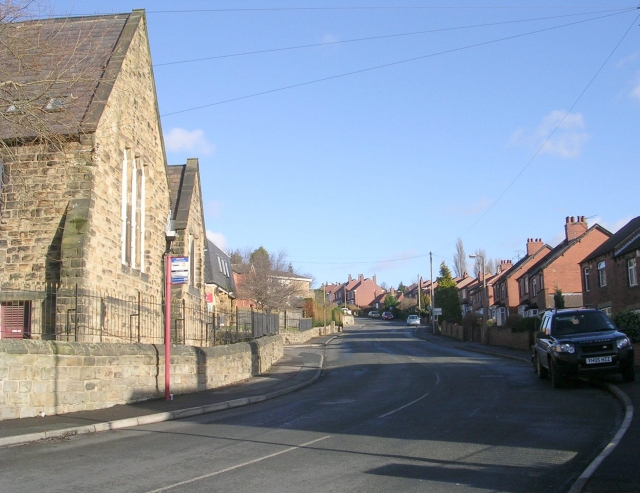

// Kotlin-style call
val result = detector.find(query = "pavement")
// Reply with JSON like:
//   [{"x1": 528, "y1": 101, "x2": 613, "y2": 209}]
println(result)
[{"x1": 2, "y1": 326, "x2": 638, "y2": 492}]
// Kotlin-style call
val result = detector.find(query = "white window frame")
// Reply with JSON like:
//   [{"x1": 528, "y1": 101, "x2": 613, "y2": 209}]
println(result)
[
  {"x1": 584, "y1": 267, "x2": 590, "y2": 292},
  {"x1": 598, "y1": 261, "x2": 607, "y2": 287},
  {"x1": 629, "y1": 258, "x2": 637, "y2": 287},
  {"x1": 532, "y1": 277, "x2": 537, "y2": 297},
  {"x1": 121, "y1": 149, "x2": 130, "y2": 265}
]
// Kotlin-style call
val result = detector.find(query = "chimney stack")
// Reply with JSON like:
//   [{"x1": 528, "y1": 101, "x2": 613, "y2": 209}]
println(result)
[
  {"x1": 526, "y1": 238, "x2": 544, "y2": 256},
  {"x1": 348, "y1": 274, "x2": 352, "y2": 282},
  {"x1": 373, "y1": 274, "x2": 377, "y2": 285},
  {"x1": 358, "y1": 274, "x2": 364, "y2": 283},
  {"x1": 565, "y1": 215, "x2": 588, "y2": 241}
]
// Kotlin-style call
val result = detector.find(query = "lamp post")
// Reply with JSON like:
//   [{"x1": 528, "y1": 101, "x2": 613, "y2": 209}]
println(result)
[{"x1": 469, "y1": 254, "x2": 487, "y2": 344}]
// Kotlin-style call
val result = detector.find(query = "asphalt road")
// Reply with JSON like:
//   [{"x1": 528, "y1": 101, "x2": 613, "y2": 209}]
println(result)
[{"x1": 0, "y1": 320, "x2": 623, "y2": 493}]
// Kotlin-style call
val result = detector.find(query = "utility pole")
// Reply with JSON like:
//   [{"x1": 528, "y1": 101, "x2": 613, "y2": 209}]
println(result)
[
  {"x1": 430, "y1": 252, "x2": 435, "y2": 334},
  {"x1": 417, "y1": 275, "x2": 421, "y2": 313},
  {"x1": 323, "y1": 281, "x2": 327, "y2": 330}
]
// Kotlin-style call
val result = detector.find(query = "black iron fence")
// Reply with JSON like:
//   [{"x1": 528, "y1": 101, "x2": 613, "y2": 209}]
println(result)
[{"x1": 0, "y1": 284, "x2": 278, "y2": 346}]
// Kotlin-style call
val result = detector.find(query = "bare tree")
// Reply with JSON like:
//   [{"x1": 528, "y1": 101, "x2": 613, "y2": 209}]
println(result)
[
  {"x1": 453, "y1": 238, "x2": 467, "y2": 278},
  {"x1": 472, "y1": 248, "x2": 488, "y2": 277},
  {"x1": 0, "y1": 0, "x2": 110, "y2": 207},
  {"x1": 234, "y1": 246, "x2": 312, "y2": 309}
]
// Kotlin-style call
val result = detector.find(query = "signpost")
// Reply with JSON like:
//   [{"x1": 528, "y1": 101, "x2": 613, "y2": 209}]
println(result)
[
  {"x1": 433, "y1": 308, "x2": 443, "y2": 316},
  {"x1": 165, "y1": 255, "x2": 190, "y2": 400}
]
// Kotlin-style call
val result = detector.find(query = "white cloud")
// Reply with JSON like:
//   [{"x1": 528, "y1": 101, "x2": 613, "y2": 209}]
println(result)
[
  {"x1": 591, "y1": 215, "x2": 633, "y2": 234},
  {"x1": 511, "y1": 110, "x2": 589, "y2": 158},
  {"x1": 206, "y1": 231, "x2": 228, "y2": 252},
  {"x1": 165, "y1": 128, "x2": 215, "y2": 155}
]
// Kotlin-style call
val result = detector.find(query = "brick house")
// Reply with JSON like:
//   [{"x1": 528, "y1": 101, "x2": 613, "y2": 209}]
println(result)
[
  {"x1": 456, "y1": 274, "x2": 475, "y2": 315},
  {"x1": 0, "y1": 11, "x2": 207, "y2": 341},
  {"x1": 516, "y1": 216, "x2": 611, "y2": 315},
  {"x1": 345, "y1": 274, "x2": 385, "y2": 308},
  {"x1": 580, "y1": 216, "x2": 640, "y2": 315},
  {"x1": 490, "y1": 239, "x2": 552, "y2": 325},
  {"x1": 468, "y1": 272, "x2": 496, "y2": 318}
]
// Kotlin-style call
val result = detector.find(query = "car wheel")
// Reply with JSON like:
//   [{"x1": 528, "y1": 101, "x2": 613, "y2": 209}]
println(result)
[
  {"x1": 550, "y1": 360, "x2": 564, "y2": 388},
  {"x1": 536, "y1": 353, "x2": 548, "y2": 379},
  {"x1": 622, "y1": 365, "x2": 635, "y2": 383}
]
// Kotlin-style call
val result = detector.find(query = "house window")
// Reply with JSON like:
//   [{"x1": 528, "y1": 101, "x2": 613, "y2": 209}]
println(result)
[
  {"x1": 532, "y1": 278, "x2": 537, "y2": 297},
  {"x1": 598, "y1": 261, "x2": 606, "y2": 287},
  {"x1": 121, "y1": 150, "x2": 146, "y2": 271},
  {"x1": 583, "y1": 267, "x2": 590, "y2": 292},
  {"x1": 501, "y1": 284, "x2": 505, "y2": 300},
  {"x1": 539, "y1": 275, "x2": 544, "y2": 291},
  {"x1": 0, "y1": 161, "x2": 6, "y2": 210},
  {"x1": 189, "y1": 235, "x2": 196, "y2": 286},
  {"x1": 524, "y1": 276, "x2": 529, "y2": 294},
  {"x1": 629, "y1": 258, "x2": 638, "y2": 287}
]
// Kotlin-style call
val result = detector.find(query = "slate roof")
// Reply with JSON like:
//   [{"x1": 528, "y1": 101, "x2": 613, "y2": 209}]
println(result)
[
  {"x1": 0, "y1": 11, "x2": 144, "y2": 140},
  {"x1": 204, "y1": 240, "x2": 236, "y2": 295},
  {"x1": 519, "y1": 224, "x2": 611, "y2": 279},
  {"x1": 167, "y1": 158, "x2": 202, "y2": 229},
  {"x1": 581, "y1": 216, "x2": 640, "y2": 262}
]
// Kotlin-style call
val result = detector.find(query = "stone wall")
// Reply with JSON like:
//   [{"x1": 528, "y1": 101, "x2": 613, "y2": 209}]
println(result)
[
  {"x1": 0, "y1": 335, "x2": 282, "y2": 420},
  {"x1": 280, "y1": 323, "x2": 340, "y2": 345}
]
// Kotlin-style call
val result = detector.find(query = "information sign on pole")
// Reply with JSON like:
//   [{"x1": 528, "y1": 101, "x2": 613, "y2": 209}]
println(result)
[
  {"x1": 170, "y1": 256, "x2": 189, "y2": 285},
  {"x1": 433, "y1": 308, "x2": 443, "y2": 316}
]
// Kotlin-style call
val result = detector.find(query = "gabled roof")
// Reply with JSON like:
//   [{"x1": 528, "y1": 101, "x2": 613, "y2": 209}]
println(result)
[
  {"x1": 167, "y1": 158, "x2": 202, "y2": 230},
  {"x1": 582, "y1": 216, "x2": 640, "y2": 263},
  {"x1": 521, "y1": 224, "x2": 611, "y2": 279},
  {"x1": 204, "y1": 240, "x2": 236, "y2": 295},
  {"x1": 0, "y1": 11, "x2": 147, "y2": 140}
]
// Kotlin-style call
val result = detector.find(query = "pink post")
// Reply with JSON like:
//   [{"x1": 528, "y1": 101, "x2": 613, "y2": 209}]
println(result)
[{"x1": 165, "y1": 255, "x2": 172, "y2": 400}]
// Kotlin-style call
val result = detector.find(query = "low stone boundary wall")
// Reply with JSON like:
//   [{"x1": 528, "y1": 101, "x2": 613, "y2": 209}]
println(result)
[
  {"x1": 0, "y1": 335, "x2": 283, "y2": 420},
  {"x1": 280, "y1": 323, "x2": 340, "y2": 345}
]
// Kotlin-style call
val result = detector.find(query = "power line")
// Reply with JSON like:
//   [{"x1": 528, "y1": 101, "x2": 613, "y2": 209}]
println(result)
[
  {"x1": 161, "y1": 9, "x2": 635, "y2": 117},
  {"x1": 154, "y1": 8, "x2": 629, "y2": 67},
  {"x1": 444, "y1": 9, "x2": 640, "y2": 251}
]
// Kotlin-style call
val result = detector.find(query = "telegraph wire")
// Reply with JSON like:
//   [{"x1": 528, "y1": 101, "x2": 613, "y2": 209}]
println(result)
[
  {"x1": 145, "y1": 6, "x2": 636, "y2": 13},
  {"x1": 154, "y1": 9, "x2": 629, "y2": 67},
  {"x1": 288, "y1": 9, "x2": 639, "y2": 271},
  {"x1": 440, "y1": 8, "x2": 640, "y2": 251},
  {"x1": 161, "y1": 9, "x2": 634, "y2": 117}
]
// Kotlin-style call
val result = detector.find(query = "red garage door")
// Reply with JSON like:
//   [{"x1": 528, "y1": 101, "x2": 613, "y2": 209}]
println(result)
[{"x1": 0, "y1": 301, "x2": 31, "y2": 339}]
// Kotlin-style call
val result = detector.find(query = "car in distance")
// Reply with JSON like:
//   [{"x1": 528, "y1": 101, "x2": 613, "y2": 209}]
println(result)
[
  {"x1": 381, "y1": 311, "x2": 393, "y2": 320},
  {"x1": 368, "y1": 311, "x2": 380, "y2": 318},
  {"x1": 532, "y1": 308, "x2": 635, "y2": 388},
  {"x1": 406, "y1": 315, "x2": 420, "y2": 326}
]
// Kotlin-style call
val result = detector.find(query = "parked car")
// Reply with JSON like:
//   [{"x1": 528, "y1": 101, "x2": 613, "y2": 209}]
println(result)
[
  {"x1": 532, "y1": 308, "x2": 635, "y2": 388},
  {"x1": 368, "y1": 311, "x2": 380, "y2": 318},
  {"x1": 406, "y1": 315, "x2": 420, "y2": 326},
  {"x1": 381, "y1": 311, "x2": 393, "y2": 320}
]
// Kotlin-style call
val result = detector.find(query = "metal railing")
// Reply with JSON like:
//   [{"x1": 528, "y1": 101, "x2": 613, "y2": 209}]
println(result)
[{"x1": 0, "y1": 284, "x2": 278, "y2": 346}]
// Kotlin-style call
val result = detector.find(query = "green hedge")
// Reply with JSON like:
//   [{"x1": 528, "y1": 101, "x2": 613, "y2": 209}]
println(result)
[
  {"x1": 513, "y1": 316, "x2": 541, "y2": 333},
  {"x1": 611, "y1": 311, "x2": 640, "y2": 343}
]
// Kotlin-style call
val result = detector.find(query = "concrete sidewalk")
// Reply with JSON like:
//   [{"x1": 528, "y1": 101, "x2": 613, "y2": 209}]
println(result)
[
  {"x1": 415, "y1": 325, "x2": 639, "y2": 493},
  {"x1": 0, "y1": 335, "x2": 337, "y2": 448}
]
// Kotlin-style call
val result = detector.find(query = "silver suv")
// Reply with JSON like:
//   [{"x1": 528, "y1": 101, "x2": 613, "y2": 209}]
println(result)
[{"x1": 532, "y1": 308, "x2": 635, "y2": 388}]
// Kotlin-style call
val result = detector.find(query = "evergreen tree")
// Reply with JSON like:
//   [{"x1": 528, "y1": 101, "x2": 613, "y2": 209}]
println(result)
[{"x1": 435, "y1": 261, "x2": 462, "y2": 322}]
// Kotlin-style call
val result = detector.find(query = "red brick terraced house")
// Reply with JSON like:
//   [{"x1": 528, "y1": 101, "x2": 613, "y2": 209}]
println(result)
[
  {"x1": 490, "y1": 238, "x2": 552, "y2": 326},
  {"x1": 580, "y1": 216, "x2": 640, "y2": 315},
  {"x1": 516, "y1": 216, "x2": 611, "y2": 316}
]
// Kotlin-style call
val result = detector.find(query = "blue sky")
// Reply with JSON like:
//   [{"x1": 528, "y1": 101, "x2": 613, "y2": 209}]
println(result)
[{"x1": 54, "y1": 1, "x2": 640, "y2": 289}]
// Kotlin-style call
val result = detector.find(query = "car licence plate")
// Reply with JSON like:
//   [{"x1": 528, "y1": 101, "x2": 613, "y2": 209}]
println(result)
[{"x1": 586, "y1": 356, "x2": 612, "y2": 364}]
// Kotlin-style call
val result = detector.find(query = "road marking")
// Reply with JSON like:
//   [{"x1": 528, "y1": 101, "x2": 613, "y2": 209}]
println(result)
[
  {"x1": 144, "y1": 435, "x2": 331, "y2": 492},
  {"x1": 379, "y1": 392, "x2": 430, "y2": 418}
]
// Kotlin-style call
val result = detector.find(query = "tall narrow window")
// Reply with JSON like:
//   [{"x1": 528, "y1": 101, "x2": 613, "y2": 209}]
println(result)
[
  {"x1": 524, "y1": 276, "x2": 529, "y2": 295},
  {"x1": 130, "y1": 156, "x2": 138, "y2": 269},
  {"x1": 532, "y1": 278, "x2": 538, "y2": 297},
  {"x1": 598, "y1": 261, "x2": 607, "y2": 287},
  {"x1": 189, "y1": 235, "x2": 196, "y2": 286},
  {"x1": 584, "y1": 267, "x2": 590, "y2": 292},
  {"x1": 629, "y1": 258, "x2": 637, "y2": 287},
  {"x1": 139, "y1": 162, "x2": 146, "y2": 273},
  {"x1": 121, "y1": 149, "x2": 131, "y2": 265}
]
